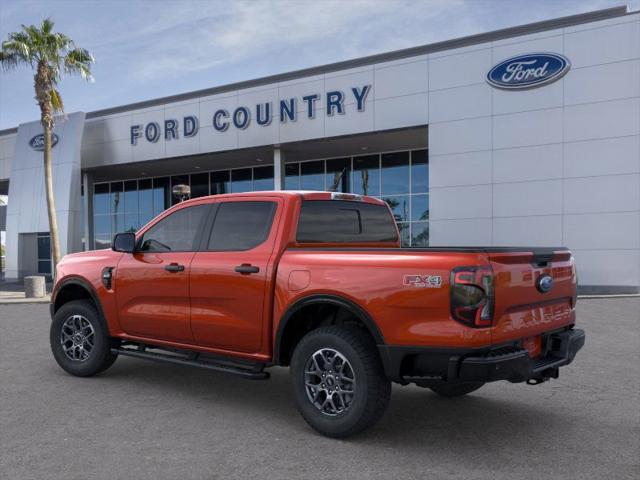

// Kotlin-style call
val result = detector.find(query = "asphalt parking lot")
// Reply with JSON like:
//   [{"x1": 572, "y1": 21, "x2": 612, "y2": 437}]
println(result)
[{"x1": 1, "y1": 298, "x2": 638, "y2": 480}]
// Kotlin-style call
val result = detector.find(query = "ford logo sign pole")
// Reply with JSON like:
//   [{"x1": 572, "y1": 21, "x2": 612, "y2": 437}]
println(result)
[
  {"x1": 29, "y1": 133, "x2": 59, "y2": 151},
  {"x1": 487, "y1": 53, "x2": 570, "y2": 90}
]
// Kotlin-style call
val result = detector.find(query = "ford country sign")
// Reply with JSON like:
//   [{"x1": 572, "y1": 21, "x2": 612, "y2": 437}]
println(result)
[
  {"x1": 29, "y1": 133, "x2": 59, "y2": 151},
  {"x1": 487, "y1": 53, "x2": 570, "y2": 90}
]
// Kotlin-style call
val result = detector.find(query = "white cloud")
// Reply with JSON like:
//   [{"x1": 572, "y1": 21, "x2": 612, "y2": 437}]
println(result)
[{"x1": 92, "y1": 0, "x2": 472, "y2": 81}]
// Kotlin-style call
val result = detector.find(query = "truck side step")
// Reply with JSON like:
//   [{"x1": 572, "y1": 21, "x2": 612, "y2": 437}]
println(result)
[{"x1": 111, "y1": 345, "x2": 270, "y2": 380}]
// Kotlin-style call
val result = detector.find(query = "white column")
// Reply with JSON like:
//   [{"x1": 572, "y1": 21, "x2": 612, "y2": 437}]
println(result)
[
  {"x1": 82, "y1": 172, "x2": 92, "y2": 251},
  {"x1": 273, "y1": 147, "x2": 286, "y2": 190}
]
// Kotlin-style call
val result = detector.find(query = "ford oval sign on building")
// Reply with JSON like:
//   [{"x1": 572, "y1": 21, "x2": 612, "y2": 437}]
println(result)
[
  {"x1": 29, "y1": 133, "x2": 59, "y2": 151},
  {"x1": 487, "y1": 53, "x2": 570, "y2": 90}
]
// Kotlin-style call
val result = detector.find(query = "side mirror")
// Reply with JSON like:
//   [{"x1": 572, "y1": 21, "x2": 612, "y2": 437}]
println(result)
[{"x1": 112, "y1": 232, "x2": 136, "y2": 253}]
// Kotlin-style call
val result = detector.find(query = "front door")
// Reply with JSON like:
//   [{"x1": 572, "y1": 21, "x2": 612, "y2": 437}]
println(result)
[
  {"x1": 190, "y1": 198, "x2": 280, "y2": 353},
  {"x1": 116, "y1": 204, "x2": 210, "y2": 343}
]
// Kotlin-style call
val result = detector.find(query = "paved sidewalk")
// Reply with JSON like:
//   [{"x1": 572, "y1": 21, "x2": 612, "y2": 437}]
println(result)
[{"x1": 0, "y1": 282, "x2": 51, "y2": 304}]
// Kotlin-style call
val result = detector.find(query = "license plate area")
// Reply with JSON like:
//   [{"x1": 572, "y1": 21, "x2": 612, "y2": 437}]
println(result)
[{"x1": 522, "y1": 335, "x2": 542, "y2": 358}]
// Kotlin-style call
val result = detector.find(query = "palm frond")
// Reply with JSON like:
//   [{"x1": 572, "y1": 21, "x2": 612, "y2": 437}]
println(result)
[
  {"x1": 50, "y1": 88, "x2": 64, "y2": 113},
  {"x1": 64, "y1": 47, "x2": 94, "y2": 81},
  {"x1": 2, "y1": 18, "x2": 95, "y2": 119},
  {"x1": 0, "y1": 51, "x2": 20, "y2": 70},
  {"x1": 41, "y1": 17, "x2": 54, "y2": 35},
  {"x1": 2, "y1": 36, "x2": 32, "y2": 63}
]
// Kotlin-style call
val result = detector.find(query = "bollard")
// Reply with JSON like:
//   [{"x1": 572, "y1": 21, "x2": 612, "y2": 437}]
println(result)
[{"x1": 24, "y1": 276, "x2": 46, "y2": 298}]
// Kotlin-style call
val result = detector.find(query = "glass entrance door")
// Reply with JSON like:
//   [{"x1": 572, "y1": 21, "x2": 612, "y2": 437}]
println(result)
[{"x1": 37, "y1": 232, "x2": 52, "y2": 276}]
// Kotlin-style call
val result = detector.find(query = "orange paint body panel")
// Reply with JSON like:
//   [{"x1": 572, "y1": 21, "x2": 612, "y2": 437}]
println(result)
[{"x1": 52, "y1": 191, "x2": 580, "y2": 373}]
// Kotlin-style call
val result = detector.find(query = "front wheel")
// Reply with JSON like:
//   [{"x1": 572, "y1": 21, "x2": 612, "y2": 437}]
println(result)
[
  {"x1": 50, "y1": 300, "x2": 118, "y2": 377},
  {"x1": 290, "y1": 326, "x2": 391, "y2": 438}
]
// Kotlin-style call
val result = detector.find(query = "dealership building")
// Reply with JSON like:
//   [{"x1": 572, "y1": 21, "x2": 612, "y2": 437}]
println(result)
[{"x1": 0, "y1": 5, "x2": 638, "y2": 293}]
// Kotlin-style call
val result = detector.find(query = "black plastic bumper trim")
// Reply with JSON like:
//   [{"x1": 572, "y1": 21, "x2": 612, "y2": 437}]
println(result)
[{"x1": 379, "y1": 328, "x2": 585, "y2": 385}]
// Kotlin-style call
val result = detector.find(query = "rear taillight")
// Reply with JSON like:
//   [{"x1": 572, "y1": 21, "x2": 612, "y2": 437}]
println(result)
[{"x1": 450, "y1": 266, "x2": 494, "y2": 328}]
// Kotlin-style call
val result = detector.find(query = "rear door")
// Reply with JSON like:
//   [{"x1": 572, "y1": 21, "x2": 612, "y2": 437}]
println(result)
[
  {"x1": 488, "y1": 248, "x2": 577, "y2": 347},
  {"x1": 116, "y1": 204, "x2": 210, "y2": 342},
  {"x1": 189, "y1": 198, "x2": 281, "y2": 353}
]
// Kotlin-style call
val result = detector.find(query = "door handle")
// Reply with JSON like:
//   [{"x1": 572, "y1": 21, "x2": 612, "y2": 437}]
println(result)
[
  {"x1": 235, "y1": 264, "x2": 260, "y2": 275},
  {"x1": 164, "y1": 263, "x2": 185, "y2": 273}
]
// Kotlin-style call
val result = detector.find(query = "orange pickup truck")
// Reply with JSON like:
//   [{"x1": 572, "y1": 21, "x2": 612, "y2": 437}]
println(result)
[{"x1": 50, "y1": 191, "x2": 585, "y2": 437}]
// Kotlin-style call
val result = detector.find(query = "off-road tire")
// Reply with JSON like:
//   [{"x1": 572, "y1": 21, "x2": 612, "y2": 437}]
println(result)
[
  {"x1": 429, "y1": 382, "x2": 484, "y2": 397},
  {"x1": 50, "y1": 300, "x2": 118, "y2": 377},
  {"x1": 290, "y1": 325, "x2": 391, "y2": 438}
]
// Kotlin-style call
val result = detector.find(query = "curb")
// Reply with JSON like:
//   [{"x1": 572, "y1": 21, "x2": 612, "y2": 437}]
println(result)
[{"x1": 0, "y1": 296, "x2": 51, "y2": 305}]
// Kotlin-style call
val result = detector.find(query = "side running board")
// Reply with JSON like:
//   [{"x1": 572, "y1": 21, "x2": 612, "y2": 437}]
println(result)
[{"x1": 111, "y1": 343, "x2": 270, "y2": 380}]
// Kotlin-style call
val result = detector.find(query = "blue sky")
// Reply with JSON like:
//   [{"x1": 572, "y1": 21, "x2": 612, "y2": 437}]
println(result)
[{"x1": 0, "y1": 0, "x2": 634, "y2": 130}]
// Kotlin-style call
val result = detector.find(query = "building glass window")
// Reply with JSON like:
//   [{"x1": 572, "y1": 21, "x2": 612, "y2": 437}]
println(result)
[
  {"x1": 190, "y1": 172, "x2": 210, "y2": 198},
  {"x1": 285, "y1": 163, "x2": 300, "y2": 190},
  {"x1": 411, "y1": 222, "x2": 429, "y2": 247},
  {"x1": 37, "y1": 232, "x2": 52, "y2": 275},
  {"x1": 90, "y1": 148, "x2": 428, "y2": 249},
  {"x1": 138, "y1": 179, "x2": 154, "y2": 227},
  {"x1": 397, "y1": 223, "x2": 410, "y2": 247},
  {"x1": 93, "y1": 183, "x2": 111, "y2": 249},
  {"x1": 411, "y1": 194, "x2": 429, "y2": 222},
  {"x1": 211, "y1": 171, "x2": 230, "y2": 195},
  {"x1": 123, "y1": 180, "x2": 139, "y2": 233},
  {"x1": 253, "y1": 166, "x2": 274, "y2": 191},
  {"x1": 411, "y1": 149, "x2": 428, "y2": 193},
  {"x1": 93, "y1": 183, "x2": 110, "y2": 215},
  {"x1": 326, "y1": 158, "x2": 350, "y2": 193},
  {"x1": 231, "y1": 168, "x2": 252, "y2": 193},
  {"x1": 300, "y1": 160, "x2": 324, "y2": 190},
  {"x1": 352, "y1": 155, "x2": 380, "y2": 196},
  {"x1": 153, "y1": 177, "x2": 170, "y2": 216},
  {"x1": 381, "y1": 151, "x2": 410, "y2": 195},
  {"x1": 80, "y1": 182, "x2": 85, "y2": 251},
  {"x1": 383, "y1": 195, "x2": 410, "y2": 223}
]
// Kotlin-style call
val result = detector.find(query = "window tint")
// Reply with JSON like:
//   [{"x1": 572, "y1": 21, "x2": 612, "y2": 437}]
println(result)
[
  {"x1": 297, "y1": 200, "x2": 398, "y2": 243},
  {"x1": 207, "y1": 201, "x2": 276, "y2": 251},
  {"x1": 139, "y1": 204, "x2": 208, "y2": 252}
]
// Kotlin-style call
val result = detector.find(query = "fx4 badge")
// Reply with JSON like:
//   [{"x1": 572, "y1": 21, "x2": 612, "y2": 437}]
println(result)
[{"x1": 403, "y1": 274, "x2": 442, "y2": 288}]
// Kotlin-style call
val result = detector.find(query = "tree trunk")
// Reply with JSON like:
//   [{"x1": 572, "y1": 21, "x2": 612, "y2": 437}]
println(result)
[
  {"x1": 36, "y1": 63, "x2": 62, "y2": 278},
  {"x1": 43, "y1": 122, "x2": 62, "y2": 274}
]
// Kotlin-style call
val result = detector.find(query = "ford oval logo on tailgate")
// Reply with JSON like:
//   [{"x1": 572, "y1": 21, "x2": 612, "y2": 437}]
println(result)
[
  {"x1": 536, "y1": 274, "x2": 554, "y2": 294},
  {"x1": 487, "y1": 53, "x2": 570, "y2": 90},
  {"x1": 29, "y1": 133, "x2": 59, "y2": 151}
]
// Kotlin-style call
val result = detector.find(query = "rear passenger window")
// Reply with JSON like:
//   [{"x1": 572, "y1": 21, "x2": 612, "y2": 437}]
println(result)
[
  {"x1": 207, "y1": 201, "x2": 276, "y2": 251},
  {"x1": 297, "y1": 200, "x2": 398, "y2": 243}
]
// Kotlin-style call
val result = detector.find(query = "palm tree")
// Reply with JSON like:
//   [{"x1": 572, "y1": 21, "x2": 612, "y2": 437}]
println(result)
[{"x1": 0, "y1": 18, "x2": 94, "y2": 272}]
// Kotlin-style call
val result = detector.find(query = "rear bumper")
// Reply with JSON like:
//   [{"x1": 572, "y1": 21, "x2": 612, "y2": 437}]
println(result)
[{"x1": 378, "y1": 328, "x2": 585, "y2": 385}]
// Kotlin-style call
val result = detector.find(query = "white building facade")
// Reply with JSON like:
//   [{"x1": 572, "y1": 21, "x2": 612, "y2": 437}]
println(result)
[{"x1": 0, "y1": 6, "x2": 638, "y2": 293}]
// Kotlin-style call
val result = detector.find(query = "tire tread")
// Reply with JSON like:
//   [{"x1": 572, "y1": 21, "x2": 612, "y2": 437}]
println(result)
[{"x1": 292, "y1": 325, "x2": 391, "y2": 438}]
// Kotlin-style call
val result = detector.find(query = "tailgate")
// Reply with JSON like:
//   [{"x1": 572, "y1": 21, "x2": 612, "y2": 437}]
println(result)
[{"x1": 488, "y1": 248, "x2": 577, "y2": 347}]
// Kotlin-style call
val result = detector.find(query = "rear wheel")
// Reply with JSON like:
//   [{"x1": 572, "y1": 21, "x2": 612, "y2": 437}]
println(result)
[
  {"x1": 290, "y1": 326, "x2": 391, "y2": 438},
  {"x1": 429, "y1": 382, "x2": 484, "y2": 397},
  {"x1": 50, "y1": 300, "x2": 118, "y2": 377}
]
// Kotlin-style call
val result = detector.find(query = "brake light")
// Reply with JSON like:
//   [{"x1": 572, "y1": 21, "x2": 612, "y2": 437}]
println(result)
[
  {"x1": 450, "y1": 266, "x2": 494, "y2": 328},
  {"x1": 330, "y1": 192, "x2": 363, "y2": 201}
]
